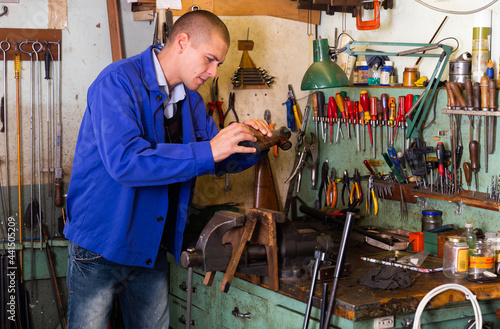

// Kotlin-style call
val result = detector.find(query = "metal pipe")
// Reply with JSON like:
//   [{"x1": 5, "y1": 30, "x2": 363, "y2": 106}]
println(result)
[
  {"x1": 322, "y1": 212, "x2": 354, "y2": 329},
  {"x1": 302, "y1": 250, "x2": 325, "y2": 329},
  {"x1": 0, "y1": 40, "x2": 10, "y2": 216}
]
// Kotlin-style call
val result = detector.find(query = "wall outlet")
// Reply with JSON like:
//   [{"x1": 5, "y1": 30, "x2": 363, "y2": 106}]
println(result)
[{"x1": 374, "y1": 315, "x2": 394, "y2": 329}]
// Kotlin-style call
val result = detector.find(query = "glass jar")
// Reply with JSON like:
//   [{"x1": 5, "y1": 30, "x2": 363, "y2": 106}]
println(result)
[
  {"x1": 443, "y1": 236, "x2": 469, "y2": 278},
  {"x1": 403, "y1": 67, "x2": 419, "y2": 87},
  {"x1": 421, "y1": 209, "x2": 443, "y2": 231},
  {"x1": 380, "y1": 61, "x2": 393, "y2": 86},
  {"x1": 469, "y1": 239, "x2": 495, "y2": 279}
]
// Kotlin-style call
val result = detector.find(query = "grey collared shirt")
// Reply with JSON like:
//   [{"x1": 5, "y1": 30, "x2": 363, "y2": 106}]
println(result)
[{"x1": 152, "y1": 48, "x2": 186, "y2": 119}]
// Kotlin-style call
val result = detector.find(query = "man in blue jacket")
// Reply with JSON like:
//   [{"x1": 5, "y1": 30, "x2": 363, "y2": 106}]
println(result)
[{"x1": 64, "y1": 10, "x2": 271, "y2": 328}]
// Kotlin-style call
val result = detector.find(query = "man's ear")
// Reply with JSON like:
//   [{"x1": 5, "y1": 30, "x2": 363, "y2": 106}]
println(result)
[{"x1": 175, "y1": 32, "x2": 190, "y2": 53}]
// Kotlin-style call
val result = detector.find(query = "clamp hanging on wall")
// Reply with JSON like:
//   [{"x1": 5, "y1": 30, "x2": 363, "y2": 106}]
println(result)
[{"x1": 297, "y1": 0, "x2": 393, "y2": 30}]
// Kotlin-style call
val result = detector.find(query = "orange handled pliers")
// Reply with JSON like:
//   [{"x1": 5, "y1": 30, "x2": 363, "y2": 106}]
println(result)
[
  {"x1": 326, "y1": 168, "x2": 337, "y2": 208},
  {"x1": 349, "y1": 169, "x2": 363, "y2": 206}
]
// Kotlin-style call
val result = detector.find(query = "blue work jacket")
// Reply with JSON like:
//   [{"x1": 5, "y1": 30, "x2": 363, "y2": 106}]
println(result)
[{"x1": 64, "y1": 46, "x2": 260, "y2": 267}]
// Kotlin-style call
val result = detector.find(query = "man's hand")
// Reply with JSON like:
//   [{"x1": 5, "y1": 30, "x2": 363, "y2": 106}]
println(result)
[
  {"x1": 242, "y1": 119, "x2": 272, "y2": 138},
  {"x1": 210, "y1": 119, "x2": 271, "y2": 163}
]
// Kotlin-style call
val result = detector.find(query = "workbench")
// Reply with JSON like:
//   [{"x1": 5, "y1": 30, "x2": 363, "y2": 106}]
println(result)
[{"x1": 168, "y1": 240, "x2": 500, "y2": 328}]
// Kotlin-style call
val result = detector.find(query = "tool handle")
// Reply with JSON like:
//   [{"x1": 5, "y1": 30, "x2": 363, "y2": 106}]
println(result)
[
  {"x1": 55, "y1": 178, "x2": 63, "y2": 207},
  {"x1": 480, "y1": 76, "x2": 490, "y2": 110},
  {"x1": 436, "y1": 142, "x2": 445, "y2": 175},
  {"x1": 446, "y1": 82, "x2": 456, "y2": 108},
  {"x1": 489, "y1": 79, "x2": 497, "y2": 110},
  {"x1": 14, "y1": 48, "x2": 20, "y2": 78},
  {"x1": 363, "y1": 160, "x2": 376, "y2": 175},
  {"x1": 217, "y1": 102, "x2": 224, "y2": 128},
  {"x1": 328, "y1": 97, "x2": 336, "y2": 123},
  {"x1": 473, "y1": 82, "x2": 481, "y2": 110},
  {"x1": 397, "y1": 151, "x2": 407, "y2": 169},
  {"x1": 449, "y1": 82, "x2": 466, "y2": 108},
  {"x1": 465, "y1": 79, "x2": 473, "y2": 109},
  {"x1": 404, "y1": 94, "x2": 413, "y2": 115},
  {"x1": 347, "y1": 100, "x2": 354, "y2": 122},
  {"x1": 370, "y1": 97, "x2": 377, "y2": 118},
  {"x1": 335, "y1": 93, "x2": 345, "y2": 114},
  {"x1": 381, "y1": 94, "x2": 389, "y2": 122},
  {"x1": 317, "y1": 91, "x2": 325, "y2": 117},
  {"x1": 469, "y1": 140, "x2": 479, "y2": 173},
  {"x1": 463, "y1": 162, "x2": 471, "y2": 186},
  {"x1": 312, "y1": 92, "x2": 319, "y2": 118},
  {"x1": 44, "y1": 49, "x2": 51, "y2": 80},
  {"x1": 285, "y1": 99, "x2": 295, "y2": 132},
  {"x1": 389, "y1": 98, "x2": 396, "y2": 122}
]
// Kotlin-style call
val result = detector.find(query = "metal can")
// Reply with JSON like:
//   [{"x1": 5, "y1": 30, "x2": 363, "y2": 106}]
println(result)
[
  {"x1": 469, "y1": 239, "x2": 495, "y2": 279},
  {"x1": 402, "y1": 67, "x2": 419, "y2": 87},
  {"x1": 443, "y1": 236, "x2": 468, "y2": 278},
  {"x1": 421, "y1": 209, "x2": 443, "y2": 231}
]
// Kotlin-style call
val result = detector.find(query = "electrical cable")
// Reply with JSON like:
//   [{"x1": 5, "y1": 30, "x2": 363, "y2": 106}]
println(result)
[
  {"x1": 412, "y1": 283, "x2": 482, "y2": 329},
  {"x1": 414, "y1": 0, "x2": 498, "y2": 15}
]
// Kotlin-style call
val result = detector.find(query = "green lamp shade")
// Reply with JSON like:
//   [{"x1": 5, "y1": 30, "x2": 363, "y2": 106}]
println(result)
[{"x1": 301, "y1": 38, "x2": 349, "y2": 90}]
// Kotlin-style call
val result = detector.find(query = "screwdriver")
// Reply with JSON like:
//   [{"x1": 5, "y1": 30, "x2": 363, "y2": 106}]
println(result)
[
  {"x1": 469, "y1": 140, "x2": 479, "y2": 194},
  {"x1": 335, "y1": 93, "x2": 347, "y2": 141},
  {"x1": 480, "y1": 76, "x2": 489, "y2": 173},
  {"x1": 370, "y1": 97, "x2": 378, "y2": 159},
  {"x1": 381, "y1": 94, "x2": 389, "y2": 151},
  {"x1": 312, "y1": 92, "x2": 320, "y2": 138},
  {"x1": 288, "y1": 84, "x2": 302, "y2": 130},
  {"x1": 347, "y1": 101, "x2": 356, "y2": 150},
  {"x1": 396, "y1": 96, "x2": 406, "y2": 152},
  {"x1": 344, "y1": 96, "x2": 351, "y2": 139},
  {"x1": 404, "y1": 94, "x2": 413, "y2": 149},
  {"x1": 377, "y1": 98, "x2": 383, "y2": 156},
  {"x1": 436, "y1": 142, "x2": 445, "y2": 195},
  {"x1": 463, "y1": 162, "x2": 472, "y2": 190},
  {"x1": 333, "y1": 98, "x2": 344, "y2": 143},
  {"x1": 317, "y1": 91, "x2": 326, "y2": 142},
  {"x1": 388, "y1": 97, "x2": 396, "y2": 147},
  {"x1": 360, "y1": 91, "x2": 372, "y2": 153},
  {"x1": 354, "y1": 101, "x2": 360, "y2": 153},
  {"x1": 328, "y1": 97, "x2": 336, "y2": 144},
  {"x1": 358, "y1": 100, "x2": 365, "y2": 151}
]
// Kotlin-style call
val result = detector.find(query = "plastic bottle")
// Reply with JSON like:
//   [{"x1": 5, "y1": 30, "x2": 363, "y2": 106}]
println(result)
[
  {"x1": 368, "y1": 63, "x2": 380, "y2": 85},
  {"x1": 380, "y1": 61, "x2": 393, "y2": 86},
  {"x1": 353, "y1": 61, "x2": 361, "y2": 85},
  {"x1": 486, "y1": 59, "x2": 494, "y2": 79},
  {"x1": 461, "y1": 222, "x2": 478, "y2": 249},
  {"x1": 358, "y1": 61, "x2": 369, "y2": 85}
]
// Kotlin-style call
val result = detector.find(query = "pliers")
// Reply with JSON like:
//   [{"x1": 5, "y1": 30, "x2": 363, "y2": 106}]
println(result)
[
  {"x1": 285, "y1": 132, "x2": 319, "y2": 190},
  {"x1": 316, "y1": 159, "x2": 329, "y2": 209},
  {"x1": 349, "y1": 169, "x2": 363, "y2": 206},
  {"x1": 224, "y1": 92, "x2": 240, "y2": 125},
  {"x1": 366, "y1": 175, "x2": 379, "y2": 215},
  {"x1": 340, "y1": 170, "x2": 350, "y2": 206},
  {"x1": 326, "y1": 168, "x2": 337, "y2": 209},
  {"x1": 208, "y1": 77, "x2": 224, "y2": 129}
]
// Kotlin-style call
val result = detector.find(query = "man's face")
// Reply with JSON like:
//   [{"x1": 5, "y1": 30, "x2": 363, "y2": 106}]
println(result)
[{"x1": 180, "y1": 33, "x2": 228, "y2": 91}]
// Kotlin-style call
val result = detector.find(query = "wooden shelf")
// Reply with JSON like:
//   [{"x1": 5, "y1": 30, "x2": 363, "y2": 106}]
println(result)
[
  {"x1": 410, "y1": 188, "x2": 500, "y2": 212},
  {"x1": 441, "y1": 108, "x2": 500, "y2": 116}
]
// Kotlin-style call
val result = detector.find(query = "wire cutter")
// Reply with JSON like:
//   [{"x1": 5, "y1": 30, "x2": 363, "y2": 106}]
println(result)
[
  {"x1": 224, "y1": 92, "x2": 240, "y2": 125},
  {"x1": 208, "y1": 78, "x2": 224, "y2": 129},
  {"x1": 366, "y1": 175, "x2": 379, "y2": 215},
  {"x1": 326, "y1": 168, "x2": 337, "y2": 209},
  {"x1": 285, "y1": 132, "x2": 319, "y2": 190},
  {"x1": 349, "y1": 169, "x2": 363, "y2": 206}
]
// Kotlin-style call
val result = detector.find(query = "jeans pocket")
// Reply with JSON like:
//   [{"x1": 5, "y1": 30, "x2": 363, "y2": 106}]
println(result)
[{"x1": 74, "y1": 245, "x2": 103, "y2": 263}]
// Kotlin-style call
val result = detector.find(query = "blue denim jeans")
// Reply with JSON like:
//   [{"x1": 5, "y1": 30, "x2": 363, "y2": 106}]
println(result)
[{"x1": 66, "y1": 241, "x2": 170, "y2": 329}]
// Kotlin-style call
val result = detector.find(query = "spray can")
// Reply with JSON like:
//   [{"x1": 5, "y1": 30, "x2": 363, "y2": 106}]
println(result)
[{"x1": 471, "y1": 10, "x2": 491, "y2": 82}]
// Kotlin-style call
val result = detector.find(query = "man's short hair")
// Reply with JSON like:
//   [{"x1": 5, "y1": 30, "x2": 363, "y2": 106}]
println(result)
[{"x1": 168, "y1": 10, "x2": 230, "y2": 48}]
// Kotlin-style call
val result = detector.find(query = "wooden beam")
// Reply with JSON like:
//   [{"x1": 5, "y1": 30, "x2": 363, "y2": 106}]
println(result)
[{"x1": 106, "y1": 0, "x2": 123, "y2": 62}]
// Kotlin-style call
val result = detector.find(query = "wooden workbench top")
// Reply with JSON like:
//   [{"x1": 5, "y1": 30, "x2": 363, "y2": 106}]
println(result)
[{"x1": 241, "y1": 242, "x2": 500, "y2": 322}]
